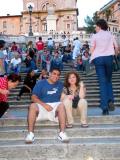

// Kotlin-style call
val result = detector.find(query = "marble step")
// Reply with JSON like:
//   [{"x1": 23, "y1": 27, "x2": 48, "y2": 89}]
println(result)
[
  {"x1": 8, "y1": 92, "x2": 120, "y2": 100},
  {"x1": 1, "y1": 115, "x2": 120, "y2": 127},
  {"x1": 0, "y1": 138, "x2": 120, "y2": 160},
  {"x1": 0, "y1": 124, "x2": 120, "y2": 140},
  {"x1": 10, "y1": 85, "x2": 120, "y2": 93},
  {"x1": 9, "y1": 89, "x2": 120, "y2": 95},
  {"x1": 8, "y1": 97, "x2": 120, "y2": 104},
  {"x1": 8, "y1": 101, "x2": 120, "y2": 109}
]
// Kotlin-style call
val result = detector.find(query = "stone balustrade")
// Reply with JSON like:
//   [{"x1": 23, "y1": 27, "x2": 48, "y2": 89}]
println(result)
[{"x1": 0, "y1": 33, "x2": 120, "y2": 46}]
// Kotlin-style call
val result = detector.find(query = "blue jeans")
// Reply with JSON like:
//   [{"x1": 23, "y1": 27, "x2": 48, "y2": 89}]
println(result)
[
  {"x1": 47, "y1": 46, "x2": 53, "y2": 55},
  {"x1": 93, "y1": 55, "x2": 114, "y2": 110}
]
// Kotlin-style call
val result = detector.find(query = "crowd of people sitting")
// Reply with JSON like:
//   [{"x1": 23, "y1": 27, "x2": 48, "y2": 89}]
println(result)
[{"x1": 1, "y1": 35, "x2": 120, "y2": 78}]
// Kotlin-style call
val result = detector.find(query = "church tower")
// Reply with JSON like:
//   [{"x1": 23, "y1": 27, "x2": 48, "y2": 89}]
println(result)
[{"x1": 22, "y1": 0, "x2": 78, "y2": 34}]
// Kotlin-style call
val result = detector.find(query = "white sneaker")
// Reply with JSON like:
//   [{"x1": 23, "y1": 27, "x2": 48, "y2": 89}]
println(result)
[
  {"x1": 57, "y1": 132, "x2": 69, "y2": 143},
  {"x1": 25, "y1": 132, "x2": 35, "y2": 144}
]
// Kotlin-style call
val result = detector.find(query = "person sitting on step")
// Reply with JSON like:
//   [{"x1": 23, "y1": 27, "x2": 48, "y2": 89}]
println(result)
[
  {"x1": 17, "y1": 70, "x2": 37, "y2": 101},
  {"x1": 61, "y1": 71, "x2": 88, "y2": 128},
  {"x1": 25, "y1": 68, "x2": 69, "y2": 144}
]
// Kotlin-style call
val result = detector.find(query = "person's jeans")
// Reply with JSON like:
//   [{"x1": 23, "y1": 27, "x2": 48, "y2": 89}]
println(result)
[
  {"x1": 47, "y1": 46, "x2": 53, "y2": 55},
  {"x1": 4, "y1": 61, "x2": 9, "y2": 74},
  {"x1": 93, "y1": 55, "x2": 114, "y2": 111}
]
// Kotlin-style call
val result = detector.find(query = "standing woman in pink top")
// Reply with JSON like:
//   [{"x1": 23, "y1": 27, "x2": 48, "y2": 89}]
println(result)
[{"x1": 90, "y1": 19, "x2": 118, "y2": 115}]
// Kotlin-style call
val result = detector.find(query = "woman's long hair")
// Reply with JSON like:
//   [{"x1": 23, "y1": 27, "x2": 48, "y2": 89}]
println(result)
[{"x1": 64, "y1": 71, "x2": 80, "y2": 88}]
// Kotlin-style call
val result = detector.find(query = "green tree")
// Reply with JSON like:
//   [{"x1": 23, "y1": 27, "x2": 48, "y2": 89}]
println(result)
[
  {"x1": 84, "y1": 16, "x2": 95, "y2": 33},
  {"x1": 84, "y1": 12, "x2": 100, "y2": 34}
]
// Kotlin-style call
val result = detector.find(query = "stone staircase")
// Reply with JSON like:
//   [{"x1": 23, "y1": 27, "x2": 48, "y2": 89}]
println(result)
[
  {"x1": 1, "y1": 115, "x2": 120, "y2": 160},
  {"x1": 0, "y1": 63, "x2": 120, "y2": 160}
]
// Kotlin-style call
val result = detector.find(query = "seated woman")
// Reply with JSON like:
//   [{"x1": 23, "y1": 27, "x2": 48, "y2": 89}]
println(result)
[
  {"x1": 76, "y1": 55, "x2": 83, "y2": 71},
  {"x1": 61, "y1": 71, "x2": 88, "y2": 128},
  {"x1": 17, "y1": 70, "x2": 37, "y2": 101}
]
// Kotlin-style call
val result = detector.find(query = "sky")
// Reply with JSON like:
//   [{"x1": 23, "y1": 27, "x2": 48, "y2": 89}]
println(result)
[{"x1": 0, "y1": 0, "x2": 110, "y2": 27}]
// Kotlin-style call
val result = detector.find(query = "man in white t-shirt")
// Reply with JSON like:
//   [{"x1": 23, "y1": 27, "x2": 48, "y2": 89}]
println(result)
[
  {"x1": 72, "y1": 37, "x2": 82, "y2": 60},
  {"x1": 10, "y1": 52, "x2": 21, "y2": 74},
  {"x1": 61, "y1": 35, "x2": 69, "y2": 54}
]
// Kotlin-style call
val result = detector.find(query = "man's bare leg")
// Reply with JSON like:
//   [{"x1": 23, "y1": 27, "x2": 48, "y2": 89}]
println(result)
[
  {"x1": 56, "y1": 103, "x2": 66, "y2": 132},
  {"x1": 27, "y1": 103, "x2": 39, "y2": 132},
  {"x1": 56, "y1": 103, "x2": 69, "y2": 142}
]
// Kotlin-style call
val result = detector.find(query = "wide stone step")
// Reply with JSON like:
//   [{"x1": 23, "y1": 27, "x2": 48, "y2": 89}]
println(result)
[
  {"x1": 11, "y1": 81, "x2": 120, "y2": 90},
  {"x1": 19, "y1": 76, "x2": 120, "y2": 82},
  {"x1": 8, "y1": 96, "x2": 120, "y2": 104},
  {"x1": 10, "y1": 94, "x2": 120, "y2": 99},
  {"x1": 9, "y1": 89, "x2": 120, "y2": 96},
  {"x1": 0, "y1": 124, "x2": 120, "y2": 140},
  {"x1": 8, "y1": 101, "x2": 120, "y2": 109},
  {"x1": 0, "y1": 138, "x2": 120, "y2": 160},
  {"x1": 10, "y1": 85, "x2": 120, "y2": 93},
  {"x1": 19, "y1": 72, "x2": 120, "y2": 80},
  {"x1": 1, "y1": 114, "x2": 120, "y2": 126},
  {"x1": 8, "y1": 93, "x2": 120, "y2": 101}
]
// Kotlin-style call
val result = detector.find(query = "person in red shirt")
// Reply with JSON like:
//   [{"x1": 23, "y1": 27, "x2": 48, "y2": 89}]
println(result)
[
  {"x1": 11, "y1": 42, "x2": 18, "y2": 52},
  {"x1": 36, "y1": 37, "x2": 44, "y2": 66},
  {"x1": 0, "y1": 74, "x2": 21, "y2": 118}
]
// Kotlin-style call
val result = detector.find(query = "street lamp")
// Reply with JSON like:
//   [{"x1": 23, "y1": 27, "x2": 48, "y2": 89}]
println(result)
[{"x1": 28, "y1": 4, "x2": 33, "y2": 36}]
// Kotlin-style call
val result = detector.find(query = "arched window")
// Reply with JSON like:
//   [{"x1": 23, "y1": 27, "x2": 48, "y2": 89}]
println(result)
[{"x1": 42, "y1": 2, "x2": 56, "y2": 11}]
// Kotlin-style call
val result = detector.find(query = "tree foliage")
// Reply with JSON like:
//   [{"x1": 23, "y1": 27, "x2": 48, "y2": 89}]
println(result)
[
  {"x1": 84, "y1": 11, "x2": 100, "y2": 34},
  {"x1": 84, "y1": 16, "x2": 95, "y2": 33}
]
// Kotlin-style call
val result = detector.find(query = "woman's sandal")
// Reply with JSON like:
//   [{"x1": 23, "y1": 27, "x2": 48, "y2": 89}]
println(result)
[
  {"x1": 66, "y1": 124, "x2": 73, "y2": 128},
  {"x1": 81, "y1": 124, "x2": 89, "y2": 128}
]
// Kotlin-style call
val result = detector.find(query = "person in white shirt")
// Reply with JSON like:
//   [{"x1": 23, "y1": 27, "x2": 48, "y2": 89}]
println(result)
[
  {"x1": 62, "y1": 35, "x2": 69, "y2": 54},
  {"x1": 10, "y1": 52, "x2": 21, "y2": 74},
  {"x1": 72, "y1": 37, "x2": 81, "y2": 60}
]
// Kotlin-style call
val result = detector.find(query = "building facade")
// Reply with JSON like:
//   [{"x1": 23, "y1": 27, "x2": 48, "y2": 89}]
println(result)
[
  {"x1": 0, "y1": 0, "x2": 78, "y2": 36},
  {"x1": 98, "y1": 0, "x2": 120, "y2": 33}
]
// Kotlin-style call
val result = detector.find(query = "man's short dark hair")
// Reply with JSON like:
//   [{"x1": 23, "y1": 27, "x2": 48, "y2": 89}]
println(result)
[
  {"x1": 0, "y1": 40, "x2": 5, "y2": 49},
  {"x1": 96, "y1": 19, "x2": 108, "y2": 31},
  {"x1": 50, "y1": 68, "x2": 61, "y2": 74},
  {"x1": 39, "y1": 37, "x2": 42, "y2": 41},
  {"x1": 7, "y1": 74, "x2": 21, "y2": 82}
]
